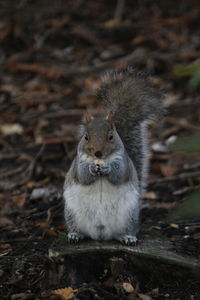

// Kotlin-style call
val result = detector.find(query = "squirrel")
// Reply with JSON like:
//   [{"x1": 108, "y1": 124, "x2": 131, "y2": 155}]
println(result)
[{"x1": 63, "y1": 68, "x2": 164, "y2": 245}]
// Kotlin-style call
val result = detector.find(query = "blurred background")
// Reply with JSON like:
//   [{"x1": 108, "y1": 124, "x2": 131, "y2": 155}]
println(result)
[{"x1": 0, "y1": 0, "x2": 200, "y2": 299}]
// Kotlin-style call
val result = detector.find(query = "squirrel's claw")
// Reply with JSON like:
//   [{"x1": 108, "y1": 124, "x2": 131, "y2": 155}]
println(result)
[
  {"x1": 68, "y1": 232, "x2": 82, "y2": 243},
  {"x1": 120, "y1": 235, "x2": 137, "y2": 246},
  {"x1": 99, "y1": 164, "x2": 111, "y2": 175},
  {"x1": 89, "y1": 163, "x2": 101, "y2": 176}
]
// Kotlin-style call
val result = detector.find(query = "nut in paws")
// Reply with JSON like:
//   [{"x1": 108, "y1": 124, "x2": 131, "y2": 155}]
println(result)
[{"x1": 100, "y1": 163, "x2": 111, "y2": 175}]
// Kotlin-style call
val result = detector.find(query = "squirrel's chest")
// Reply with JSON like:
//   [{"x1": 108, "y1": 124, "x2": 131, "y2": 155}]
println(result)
[{"x1": 64, "y1": 178, "x2": 139, "y2": 239}]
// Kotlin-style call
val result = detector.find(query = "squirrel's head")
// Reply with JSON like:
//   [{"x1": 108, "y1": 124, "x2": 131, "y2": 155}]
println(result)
[{"x1": 79, "y1": 111, "x2": 121, "y2": 159}]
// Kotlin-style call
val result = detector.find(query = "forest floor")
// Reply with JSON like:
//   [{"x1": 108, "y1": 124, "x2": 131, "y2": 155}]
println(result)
[{"x1": 0, "y1": 0, "x2": 200, "y2": 299}]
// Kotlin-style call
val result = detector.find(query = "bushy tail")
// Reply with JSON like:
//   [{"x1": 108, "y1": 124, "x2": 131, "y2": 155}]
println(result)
[{"x1": 98, "y1": 68, "x2": 165, "y2": 190}]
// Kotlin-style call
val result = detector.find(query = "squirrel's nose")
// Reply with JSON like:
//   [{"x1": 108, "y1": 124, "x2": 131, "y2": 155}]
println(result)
[{"x1": 95, "y1": 151, "x2": 102, "y2": 158}]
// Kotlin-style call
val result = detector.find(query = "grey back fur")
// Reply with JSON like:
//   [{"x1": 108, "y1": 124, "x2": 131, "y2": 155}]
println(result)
[{"x1": 98, "y1": 68, "x2": 165, "y2": 190}]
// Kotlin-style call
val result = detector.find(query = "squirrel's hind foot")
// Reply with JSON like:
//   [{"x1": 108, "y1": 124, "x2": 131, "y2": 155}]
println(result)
[
  {"x1": 120, "y1": 235, "x2": 137, "y2": 246},
  {"x1": 68, "y1": 232, "x2": 84, "y2": 244}
]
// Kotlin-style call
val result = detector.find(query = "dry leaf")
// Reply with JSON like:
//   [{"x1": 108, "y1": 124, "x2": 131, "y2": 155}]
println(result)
[
  {"x1": 150, "y1": 288, "x2": 159, "y2": 296},
  {"x1": 44, "y1": 229, "x2": 58, "y2": 237},
  {"x1": 56, "y1": 225, "x2": 66, "y2": 231},
  {"x1": 84, "y1": 77, "x2": 101, "y2": 91},
  {"x1": 0, "y1": 216, "x2": 13, "y2": 226},
  {"x1": 0, "y1": 123, "x2": 23, "y2": 135},
  {"x1": 0, "y1": 251, "x2": 11, "y2": 257},
  {"x1": 143, "y1": 192, "x2": 158, "y2": 200},
  {"x1": 104, "y1": 19, "x2": 121, "y2": 28},
  {"x1": 170, "y1": 223, "x2": 179, "y2": 229},
  {"x1": 161, "y1": 153, "x2": 200, "y2": 177},
  {"x1": 26, "y1": 178, "x2": 50, "y2": 189},
  {"x1": 35, "y1": 222, "x2": 49, "y2": 228},
  {"x1": 122, "y1": 282, "x2": 135, "y2": 293},
  {"x1": 131, "y1": 35, "x2": 147, "y2": 45},
  {"x1": 0, "y1": 243, "x2": 11, "y2": 249},
  {"x1": 138, "y1": 293, "x2": 151, "y2": 300},
  {"x1": 26, "y1": 181, "x2": 37, "y2": 189},
  {"x1": 7, "y1": 62, "x2": 62, "y2": 79},
  {"x1": 160, "y1": 164, "x2": 179, "y2": 177},
  {"x1": 52, "y1": 287, "x2": 77, "y2": 300},
  {"x1": 12, "y1": 195, "x2": 26, "y2": 208},
  {"x1": 30, "y1": 187, "x2": 53, "y2": 200},
  {"x1": 151, "y1": 202, "x2": 176, "y2": 209},
  {"x1": 152, "y1": 142, "x2": 168, "y2": 153},
  {"x1": 77, "y1": 96, "x2": 96, "y2": 106}
]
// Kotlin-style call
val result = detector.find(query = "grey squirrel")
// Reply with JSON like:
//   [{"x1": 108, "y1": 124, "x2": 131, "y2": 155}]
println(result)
[{"x1": 63, "y1": 68, "x2": 164, "y2": 245}]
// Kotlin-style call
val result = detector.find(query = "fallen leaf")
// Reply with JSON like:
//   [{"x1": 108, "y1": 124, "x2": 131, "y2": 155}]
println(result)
[
  {"x1": 26, "y1": 178, "x2": 50, "y2": 189},
  {"x1": 0, "y1": 123, "x2": 23, "y2": 135},
  {"x1": 150, "y1": 288, "x2": 159, "y2": 296},
  {"x1": 84, "y1": 77, "x2": 101, "y2": 91},
  {"x1": 160, "y1": 164, "x2": 179, "y2": 177},
  {"x1": 44, "y1": 229, "x2": 58, "y2": 237},
  {"x1": 185, "y1": 225, "x2": 200, "y2": 234},
  {"x1": 151, "y1": 202, "x2": 176, "y2": 209},
  {"x1": 56, "y1": 225, "x2": 66, "y2": 231},
  {"x1": 26, "y1": 181, "x2": 38, "y2": 189},
  {"x1": 35, "y1": 222, "x2": 49, "y2": 228},
  {"x1": 52, "y1": 287, "x2": 77, "y2": 300},
  {"x1": 0, "y1": 251, "x2": 11, "y2": 257},
  {"x1": 7, "y1": 62, "x2": 62, "y2": 79},
  {"x1": 122, "y1": 282, "x2": 135, "y2": 293},
  {"x1": 143, "y1": 192, "x2": 158, "y2": 200},
  {"x1": 0, "y1": 216, "x2": 13, "y2": 226},
  {"x1": 46, "y1": 17, "x2": 69, "y2": 29},
  {"x1": 103, "y1": 19, "x2": 121, "y2": 28},
  {"x1": 0, "y1": 243, "x2": 11, "y2": 249},
  {"x1": 131, "y1": 34, "x2": 148, "y2": 45},
  {"x1": 138, "y1": 293, "x2": 151, "y2": 300},
  {"x1": 77, "y1": 96, "x2": 96, "y2": 106},
  {"x1": 30, "y1": 187, "x2": 54, "y2": 200},
  {"x1": 12, "y1": 195, "x2": 26, "y2": 208},
  {"x1": 152, "y1": 142, "x2": 168, "y2": 153},
  {"x1": 170, "y1": 223, "x2": 179, "y2": 229}
]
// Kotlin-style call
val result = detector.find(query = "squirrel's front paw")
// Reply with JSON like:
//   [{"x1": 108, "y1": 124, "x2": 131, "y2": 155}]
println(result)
[
  {"x1": 99, "y1": 163, "x2": 111, "y2": 175},
  {"x1": 120, "y1": 235, "x2": 137, "y2": 246},
  {"x1": 89, "y1": 163, "x2": 101, "y2": 176}
]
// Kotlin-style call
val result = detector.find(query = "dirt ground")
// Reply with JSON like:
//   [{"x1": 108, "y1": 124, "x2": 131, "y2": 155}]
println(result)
[{"x1": 0, "y1": 0, "x2": 200, "y2": 299}]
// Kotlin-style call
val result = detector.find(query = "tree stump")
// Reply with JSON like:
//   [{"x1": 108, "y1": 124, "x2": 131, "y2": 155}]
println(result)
[{"x1": 47, "y1": 238, "x2": 200, "y2": 288}]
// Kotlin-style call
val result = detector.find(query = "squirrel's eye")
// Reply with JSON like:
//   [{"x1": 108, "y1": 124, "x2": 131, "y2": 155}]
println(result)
[
  {"x1": 84, "y1": 134, "x2": 89, "y2": 141},
  {"x1": 108, "y1": 133, "x2": 113, "y2": 141}
]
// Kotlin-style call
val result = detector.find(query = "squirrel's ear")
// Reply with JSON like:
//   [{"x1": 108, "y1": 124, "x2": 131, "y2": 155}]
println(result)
[
  {"x1": 83, "y1": 111, "x2": 93, "y2": 123},
  {"x1": 106, "y1": 111, "x2": 114, "y2": 124}
]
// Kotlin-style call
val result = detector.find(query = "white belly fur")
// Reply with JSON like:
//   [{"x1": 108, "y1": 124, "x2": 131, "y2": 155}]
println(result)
[{"x1": 64, "y1": 178, "x2": 139, "y2": 240}]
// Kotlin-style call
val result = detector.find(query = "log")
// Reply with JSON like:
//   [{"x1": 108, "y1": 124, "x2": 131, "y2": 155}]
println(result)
[{"x1": 47, "y1": 238, "x2": 200, "y2": 287}]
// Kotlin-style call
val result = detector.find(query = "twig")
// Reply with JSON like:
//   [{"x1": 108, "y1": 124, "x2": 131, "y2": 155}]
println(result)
[
  {"x1": 114, "y1": 0, "x2": 125, "y2": 21},
  {"x1": 13, "y1": 88, "x2": 73, "y2": 108},
  {"x1": 22, "y1": 109, "x2": 85, "y2": 122},
  {"x1": 0, "y1": 238, "x2": 39, "y2": 244},
  {"x1": 149, "y1": 170, "x2": 200, "y2": 185},
  {"x1": 173, "y1": 185, "x2": 200, "y2": 196},
  {"x1": 0, "y1": 165, "x2": 27, "y2": 179},
  {"x1": 26, "y1": 144, "x2": 46, "y2": 180},
  {"x1": 34, "y1": 137, "x2": 76, "y2": 146}
]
